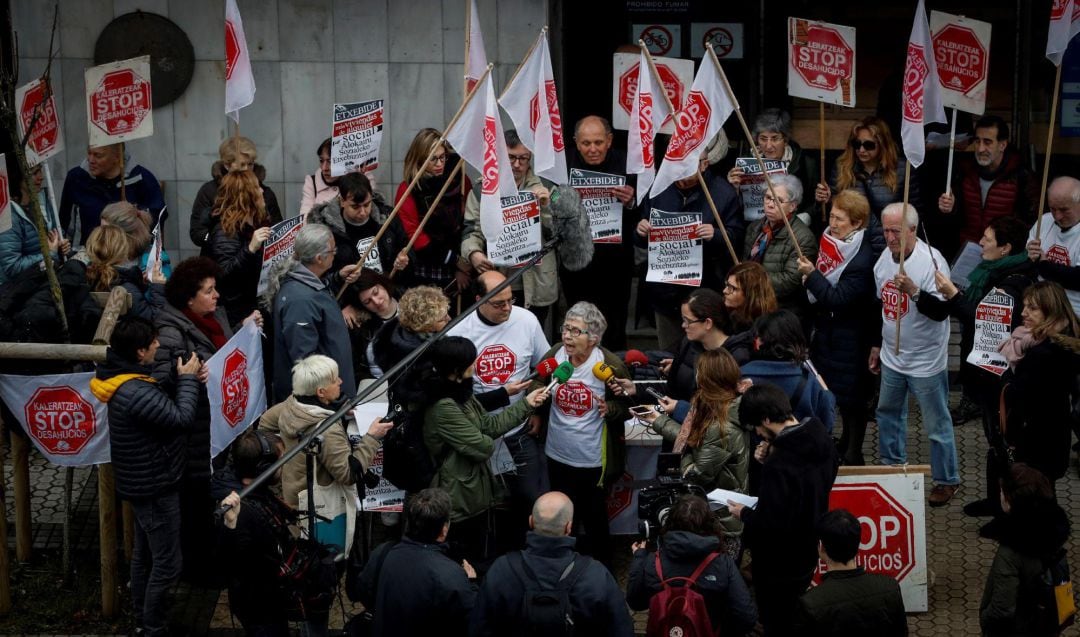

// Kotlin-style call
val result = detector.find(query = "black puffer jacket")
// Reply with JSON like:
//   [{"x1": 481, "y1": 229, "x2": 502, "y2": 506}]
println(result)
[
  {"x1": 91, "y1": 349, "x2": 200, "y2": 500},
  {"x1": 206, "y1": 224, "x2": 264, "y2": 328},
  {"x1": 190, "y1": 162, "x2": 282, "y2": 247},
  {"x1": 370, "y1": 317, "x2": 430, "y2": 407}
]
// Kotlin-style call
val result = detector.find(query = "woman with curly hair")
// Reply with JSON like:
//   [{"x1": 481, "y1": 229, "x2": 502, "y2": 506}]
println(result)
[
  {"x1": 84, "y1": 224, "x2": 164, "y2": 320},
  {"x1": 206, "y1": 170, "x2": 271, "y2": 326}
]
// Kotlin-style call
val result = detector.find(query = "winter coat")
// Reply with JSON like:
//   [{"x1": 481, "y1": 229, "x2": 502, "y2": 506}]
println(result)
[
  {"x1": 189, "y1": 161, "x2": 282, "y2": 248},
  {"x1": 461, "y1": 168, "x2": 559, "y2": 307},
  {"x1": 90, "y1": 349, "x2": 200, "y2": 500},
  {"x1": 0, "y1": 196, "x2": 58, "y2": 286},
  {"x1": 743, "y1": 216, "x2": 818, "y2": 321},
  {"x1": 152, "y1": 302, "x2": 234, "y2": 481},
  {"x1": 372, "y1": 536, "x2": 477, "y2": 637},
  {"x1": 0, "y1": 259, "x2": 102, "y2": 350},
  {"x1": 804, "y1": 234, "x2": 881, "y2": 408},
  {"x1": 370, "y1": 317, "x2": 429, "y2": 407},
  {"x1": 740, "y1": 360, "x2": 837, "y2": 433},
  {"x1": 474, "y1": 532, "x2": 634, "y2": 637},
  {"x1": 1005, "y1": 338, "x2": 1080, "y2": 480},
  {"x1": 829, "y1": 156, "x2": 921, "y2": 221},
  {"x1": 423, "y1": 394, "x2": 534, "y2": 522},
  {"x1": 97, "y1": 263, "x2": 165, "y2": 322},
  {"x1": 272, "y1": 263, "x2": 355, "y2": 402},
  {"x1": 59, "y1": 157, "x2": 164, "y2": 246},
  {"x1": 627, "y1": 530, "x2": 757, "y2": 635},
  {"x1": 206, "y1": 223, "x2": 265, "y2": 328},
  {"x1": 639, "y1": 173, "x2": 744, "y2": 316},
  {"x1": 258, "y1": 395, "x2": 381, "y2": 509},
  {"x1": 394, "y1": 160, "x2": 472, "y2": 266},
  {"x1": 794, "y1": 567, "x2": 908, "y2": 636},
  {"x1": 299, "y1": 170, "x2": 338, "y2": 218},
  {"x1": 949, "y1": 149, "x2": 1038, "y2": 244}
]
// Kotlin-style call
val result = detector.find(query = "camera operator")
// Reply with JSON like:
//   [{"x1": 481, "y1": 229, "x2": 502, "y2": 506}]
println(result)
[{"x1": 627, "y1": 494, "x2": 757, "y2": 636}]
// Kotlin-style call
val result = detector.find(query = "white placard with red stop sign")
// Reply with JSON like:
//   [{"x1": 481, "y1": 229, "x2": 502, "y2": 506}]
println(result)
[
  {"x1": 15, "y1": 78, "x2": 65, "y2": 166},
  {"x1": 206, "y1": 322, "x2": 266, "y2": 458},
  {"x1": 84, "y1": 55, "x2": 154, "y2": 148},
  {"x1": 787, "y1": 17, "x2": 857, "y2": 107},
  {"x1": 930, "y1": 11, "x2": 992, "y2": 115},
  {"x1": 0, "y1": 372, "x2": 111, "y2": 467},
  {"x1": 612, "y1": 52, "x2": 693, "y2": 134}
]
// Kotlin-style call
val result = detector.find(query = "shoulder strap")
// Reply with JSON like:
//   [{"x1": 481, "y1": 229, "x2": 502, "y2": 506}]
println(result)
[
  {"x1": 654, "y1": 551, "x2": 665, "y2": 585},
  {"x1": 686, "y1": 552, "x2": 720, "y2": 585}
]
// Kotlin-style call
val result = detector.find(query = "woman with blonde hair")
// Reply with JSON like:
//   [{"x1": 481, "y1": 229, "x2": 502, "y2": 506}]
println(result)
[
  {"x1": 85, "y1": 224, "x2": 164, "y2": 320},
  {"x1": 101, "y1": 201, "x2": 172, "y2": 278},
  {"x1": 206, "y1": 170, "x2": 271, "y2": 326}
]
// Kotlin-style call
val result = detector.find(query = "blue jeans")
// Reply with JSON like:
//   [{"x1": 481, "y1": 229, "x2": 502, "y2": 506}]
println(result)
[
  {"x1": 876, "y1": 365, "x2": 960, "y2": 485},
  {"x1": 131, "y1": 490, "x2": 183, "y2": 636}
]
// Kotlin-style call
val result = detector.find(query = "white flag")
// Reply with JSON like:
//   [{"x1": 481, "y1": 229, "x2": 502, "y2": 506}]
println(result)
[
  {"x1": 206, "y1": 322, "x2": 266, "y2": 458},
  {"x1": 901, "y1": 0, "x2": 946, "y2": 169},
  {"x1": 649, "y1": 58, "x2": 735, "y2": 198},
  {"x1": 465, "y1": 0, "x2": 488, "y2": 93},
  {"x1": 225, "y1": 0, "x2": 256, "y2": 121},
  {"x1": 0, "y1": 153, "x2": 11, "y2": 234},
  {"x1": 498, "y1": 33, "x2": 567, "y2": 184},
  {"x1": 627, "y1": 51, "x2": 671, "y2": 206},
  {"x1": 1047, "y1": 0, "x2": 1080, "y2": 66},
  {"x1": 0, "y1": 372, "x2": 110, "y2": 467},
  {"x1": 446, "y1": 73, "x2": 517, "y2": 245}
]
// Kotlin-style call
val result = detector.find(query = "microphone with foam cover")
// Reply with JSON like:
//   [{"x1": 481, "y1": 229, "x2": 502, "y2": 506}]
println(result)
[
  {"x1": 544, "y1": 361, "x2": 574, "y2": 392},
  {"x1": 624, "y1": 349, "x2": 649, "y2": 368},
  {"x1": 550, "y1": 185, "x2": 594, "y2": 271},
  {"x1": 524, "y1": 357, "x2": 559, "y2": 382},
  {"x1": 591, "y1": 361, "x2": 614, "y2": 382}
]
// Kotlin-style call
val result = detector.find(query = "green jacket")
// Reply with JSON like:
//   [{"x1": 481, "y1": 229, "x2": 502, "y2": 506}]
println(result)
[
  {"x1": 980, "y1": 544, "x2": 1055, "y2": 636},
  {"x1": 743, "y1": 215, "x2": 818, "y2": 313},
  {"x1": 423, "y1": 395, "x2": 534, "y2": 522}
]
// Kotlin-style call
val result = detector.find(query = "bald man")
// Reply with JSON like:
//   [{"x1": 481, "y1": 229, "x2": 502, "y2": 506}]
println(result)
[
  {"x1": 561, "y1": 116, "x2": 636, "y2": 350},
  {"x1": 1027, "y1": 175, "x2": 1080, "y2": 313},
  {"x1": 472, "y1": 492, "x2": 633, "y2": 636}
]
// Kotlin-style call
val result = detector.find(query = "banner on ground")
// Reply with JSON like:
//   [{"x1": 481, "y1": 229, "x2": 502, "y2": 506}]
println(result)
[
  {"x1": 612, "y1": 52, "x2": 692, "y2": 134},
  {"x1": 735, "y1": 157, "x2": 788, "y2": 222},
  {"x1": 330, "y1": 100, "x2": 384, "y2": 178},
  {"x1": 930, "y1": 12, "x2": 992, "y2": 115},
  {"x1": 350, "y1": 402, "x2": 405, "y2": 512},
  {"x1": 0, "y1": 372, "x2": 110, "y2": 467},
  {"x1": 225, "y1": 0, "x2": 255, "y2": 121},
  {"x1": 901, "y1": 0, "x2": 947, "y2": 168},
  {"x1": 787, "y1": 18, "x2": 856, "y2": 107},
  {"x1": 489, "y1": 191, "x2": 542, "y2": 267},
  {"x1": 207, "y1": 322, "x2": 266, "y2": 458},
  {"x1": 257, "y1": 216, "x2": 304, "y2": 297},
  {"x1": 966, "y1": 289, "x2": 1013, "y2": 375},
  {"x1": 0, "y1": 154, "x2": 10, "y2": 233},
  {"x1": 16, "y1": 79, "x2": 65, "y2": 166},
  {"x1": 814, "y1": 473, "x2": 929, "y2": 612},
  {"x1": 570, "y1": 168, "x2": 626, "y2": 243},
  {"x1": 84, "y1": 55, "x2": 153, "y2": 148},
  {"x1": 499, "y1": 31, "x2": 567, "y2": 184},
  {"x1": 647, "y1": 208, "x2": 702, "y2": 286}
]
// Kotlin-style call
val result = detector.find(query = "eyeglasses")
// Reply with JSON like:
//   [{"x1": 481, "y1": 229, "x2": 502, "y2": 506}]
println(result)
[
  {"x1": 681, "y1": 316, "x2": 705, "y2": 327},
  {"x1": 487, "y1": 296, "x2": 515, "y2": 309},
  {"x1": 561, "y1": 324, "x2": 590, "y2": 337},
  {"x1": 431, "y1": 154, "x2": 449, "y2": 164},
  {"x1": 723, "y1": 282, "x2": 741, "y2": 293},
  {"x1": 763, "y1": 194, "x2": 790, "y2": 205},
  {"x1": 508, "y1": 154, "x2": 532, "y2": 164},
  {"x1": 849, "y1": 139, "x2": 878, "y2": 152}
]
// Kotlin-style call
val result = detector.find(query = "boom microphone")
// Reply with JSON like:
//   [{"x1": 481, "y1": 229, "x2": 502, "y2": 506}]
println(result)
[
  {"x1": 550, "y1": 185, "x2": 594, "y2": 271},
  {"x1": 624, "y1": 349, "x2": 650, "y2": 368},
  {"x1": 524, "y1": 357, "x2": 559, "y2": 382},
  {"x1": 545, "y1": 361, "x2": 574, "y2": 392}
]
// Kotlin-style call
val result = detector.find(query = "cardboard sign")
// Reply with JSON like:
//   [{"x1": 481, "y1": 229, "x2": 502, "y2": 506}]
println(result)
[
  {"x1": 350, "y1": 402, "x2": 406, "y2": 512},
  {"x1": 206, "y1": 322, "x2": 266, "y2": 458},
  {"x1": 930, "y1": 11, "x2": 992, "y2": 115},
  {"x1": 787, "y1": 18, "x2": 856, "y2": 107},
  {"x1": 84, "y1": 55, "x2": 153, "y2": 147},
  {"x1": 633, "y1": 24, "x2": 681, "y2": 56},
  {"x1": 735, "y1": 157, "x2": 788, "y2": 222},
  {"x1": 613, "y1": 52, "x2": 694, "y2": 134},
  {"x1": 355, "y1": 236, "x2": 383, "y2": 273},
  {"x1": 966, "y1": 289, "x2": 1013, "y2": 375},
  {"x1": 257, "y1": 216, "x2": 305, "y2": 297},
  {"x1": 647, "y1": 208, "x2": 702, "y2": 286},
  {"x1": 570, "y1": 168, "x2": 626, "y2": 243},
  {"x1": 489, "y1": 191, "x2": 542, "y2": 267},
  {"x1": 690, "y1": 23, "x2": 744, "y2": 59},
  {"x1": 330, "y1": 100, "x2": 384, "y2": 178},
  {"x1": 0, "y1": 372, "x2": 110, "y2": 467},
  {"x1": 16, "y1": 79, "x2": 65, "y2": 166}
]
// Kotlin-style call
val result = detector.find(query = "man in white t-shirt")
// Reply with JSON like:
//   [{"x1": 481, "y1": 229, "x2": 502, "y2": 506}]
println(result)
[
  {"x1": 871, "y1": 203, "x2": 960, "y2": 507},
  {"x1": 1026, "y1": 176, "x2": 1080, "y2": 314},
  {"x1": 448, "y1": 271, "x2": 550, "y2": 536}
]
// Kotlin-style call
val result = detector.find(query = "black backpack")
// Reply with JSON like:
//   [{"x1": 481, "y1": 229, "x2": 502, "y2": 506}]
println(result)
[{"x1": 506, "y1": 552, "x2": 588, "y2": 636}]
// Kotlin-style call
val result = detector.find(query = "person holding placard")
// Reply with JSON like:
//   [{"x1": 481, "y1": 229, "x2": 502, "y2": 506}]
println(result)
[
  {"x1": 189, "y1": 137, "x2": 282, "y2": 249},
  {"x1": 206, "y1": 171, "x2": 272, "y2": 328},
  {"x1": 0, "y1": 162, "x2": 69, "y2": 285},
  {"x1": 300, "y1": 137, "x2": 382, "y2": 218},
  {"x1": 1026, "y1": 176, "x2": 1080, "y2": 315}
]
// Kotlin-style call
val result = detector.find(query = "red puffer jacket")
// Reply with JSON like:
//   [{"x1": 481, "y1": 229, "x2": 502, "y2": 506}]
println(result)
[{"x1": 957, "y1": 151, "x2": 1037, "y2": 243}]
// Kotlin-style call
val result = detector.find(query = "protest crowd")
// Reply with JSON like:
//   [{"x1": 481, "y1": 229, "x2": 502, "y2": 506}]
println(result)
[{"x1": 4, "y1": 1, "x2": 1080, "y2": 636}]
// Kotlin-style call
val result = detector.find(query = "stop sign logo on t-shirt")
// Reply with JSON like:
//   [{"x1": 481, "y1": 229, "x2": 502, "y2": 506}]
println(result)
[
  {"x1": 881, "y1": 280, "x2": 909, "y2": 321},
  {"x1": 24, "y1": 386, "x2": 97, "y2": 455},
  {"x1": 555, "y1": 381, "x2": 593, "y2": 417},
  {"x1": 1046, "y1": 244, "x2": 1072, "y2": 266},
  {"x1": 221, "y1": 349, "x2": 249, "y2": 427},
  {"x1": 475, "y1": 344, "x2": 517, "y2": 386}
]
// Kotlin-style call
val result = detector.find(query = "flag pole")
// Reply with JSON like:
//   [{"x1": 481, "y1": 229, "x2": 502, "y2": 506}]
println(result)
[
  {"x1": 499, "y1": 27, "x2": 549, "y2": 101},
  {"x1": 390, "y1": 159, "x2": 465, "y2": 279},
  {"x1": 119, "y1": 143, "x2": 127, "y2": 202},
  {"x1": 1036, "y1": 63, "x2": 1063, "y2": 238},
  {"x1": 895, "y1": 162, "x2": 912, "y2": 355},
  {"x1": 641, "y1": 42, "x2": 739, "y2": 264},
  {"x1": 819, "y1": 101, "x2": 827, "y2": 223},
  {"x1": 461, "y1": 0, "x2": 472, "y2": 244},
  {"x1": 706, "y1": 43, "x2": 805, "y2": 261},
  {"x1": 337, "y1": 64, "x2": 494, "y2": 300},
  {"x1": 944, "y1": 107, "x2": 957, "y2": 196}
]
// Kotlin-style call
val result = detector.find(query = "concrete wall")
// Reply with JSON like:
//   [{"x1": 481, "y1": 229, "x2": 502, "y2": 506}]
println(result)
[{"x1": 12, "y1": 0, "x2": 550, "y2": 260}]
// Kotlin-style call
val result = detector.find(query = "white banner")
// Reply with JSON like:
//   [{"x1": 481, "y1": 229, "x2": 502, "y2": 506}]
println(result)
[
  {"x1": 626, "y1": 50, "x2": 670, "y2": 203},
  {"x1": 787, "y1": 18, "x2": 857, "y2": 107},
  {"x1": 257, "y1": 216, "x2": 304, "y2": 297},
  {"x1": 570, "y1": 168, "x2": 626, "y2": 243},
  {"x1": 735, "y1": 157, "x2": 788, "y2": 222},
  {"x1": 225, "y1": 0, "x2": 256, "y2": 120},
  {"x1": 647, "y1": 208, "x2": 703, "y2": 287},
  {"x1": 489, "y1": 191, "x2": 542, "y2": 267},
  {"x1": 1047, "y1": 0, "x2": 1080, "y2": 66},
  {"x1": 612, "y1": 52, "x2": 692, "y2": 134},
  {"x1": 84, "y1": 55, "x2": 154, "y2": 148},
  {"x1": 901, "y1": 0, "x2": 947, "y2": 169},
  {"x1": 207, "y1": 322, "x2": 266, "y2": 458},
  {"x1": 498, "y1": 32, "x2": 567, "y2": 184},
  {"x1": 0, "y1": 372, "x2": 110, "y2": 467},
  {"x1": 0, "y1": 154, "x2": 10, "y2": 234},
  {"x1": 350, "y1": 402, "x2": 404, "y2": 512},
  {"x1": 966, "y1": 289, "x2": 1013, "y2": 376},
  {"x1": 15, "y1": 78, "x2": 65, "y2": 166},
  {"x1": 331, "y1": 100, "x2": 384, "y2": 178},
  {"x1": 930, "y1": 12, "x2": 992, "y2": 115}
]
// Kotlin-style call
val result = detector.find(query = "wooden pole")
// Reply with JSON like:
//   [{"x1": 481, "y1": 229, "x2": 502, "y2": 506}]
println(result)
[
  {"x1": 118, "y1": 144, "x2": 127, "y2": 202},
  {"x1": 706, "y1": 44, "x2": 805, "y2": 260},
  {"x1": 62, "y1": 466, "x2": 72, "y2": 585},
  {"x1": 498, "y1": 28, "x2": 549, "y2": 101},
  {"x1": 1036, "y1": 63, "x2": 1064, "y2": 238},
  {"x1": 461, "y1": 0, "x2": 472, "y2": 250},
  {"x1": 945, "y1": 107, "x2": 958, "y2": 195},
  {"x1": 838, "y1": 464, "x2": 932, "y2": 477},
  {"x1": 338, "y1": 63, "x2": 495, "y2": 300},
  {"x1": 92, "y1": 287, "x2": 132, "y2": 346},
  {"x1": 98, "y1": 464, "x2": 118, "y2": 617},
  {"x1": 819, "y1": 102, "x2": 827, "y2": 222},
  {"x1": 390, "y1": 159, "x2": 465, "y2": 279},
  {"x1": 0, "y1": 415, "x2": 12, "y2": 613},
  {"x1": 640, "y1": 42, "x2": 739, "y2": 264},
  {"x1": 895, "y1": 162, "x2": 913, "y2": 356},
  {"x1": 0, "y1": 343, "x2": 107, "y2": 361},
  {"x1": 11, "y1": 434, "x2": 30, "y2": 563}
]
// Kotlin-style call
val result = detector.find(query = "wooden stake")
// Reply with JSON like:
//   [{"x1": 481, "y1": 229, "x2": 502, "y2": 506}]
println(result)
[
  {"x1": 819, "y1": 102, "x2": 827, "y2": 222},
  {"x1": 945, "y1": 107, "x2": 958, "y2": 195},
  {"x1": 1036, "y1": 63, "x2": 1064, "y2": 238},
  {"x1": 390, "y1": 159, "x2": 465, "y2": 279},
  {"x1": 98, "y1": 464, "x2": 118, "y2": 617},
  {"x1": 119, "y1": 144, "x2": 127, "y2": 202},
  {"x1": 12, "y1": 434, "x2": 30, "y2": 563},
  {"x1": 895, "y1": 162, "x2": 913, "y2": 356},
  {"x1": 0, "y1": 415, "x2": 11, "y2": 613}
]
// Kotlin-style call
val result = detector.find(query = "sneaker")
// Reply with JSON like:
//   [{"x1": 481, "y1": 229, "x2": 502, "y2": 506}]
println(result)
[
  {"x1": 962, "y1": 498, "x2": 999, "y2": 518},
  {"x1": 949, "y1": 395, "x2": 980, "y2": 425},
  {"x1": 929, "y1": 484, "x2": 959, "y2": 507}
]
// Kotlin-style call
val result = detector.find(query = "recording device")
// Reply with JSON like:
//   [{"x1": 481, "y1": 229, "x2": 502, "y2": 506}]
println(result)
[
  {"x1": 644, "y1": 387, "x2": 668, "y2": 413},
  {"x1": 637, "y1": 478, "x2": 707, "y2": 540},
  {"x1": 591, "y1": 361, "x2": 614, "y2": 382},
  {"x1": 545, "y1": 362, "x2": 574, "y2": 392},
  {"x1": 524, "y1": 357, "x2": 559, "y2": 382},
  {"x1": 629, "y1": 405, "x2": 656, "y2": 417},
  {"x1": 624, "y1": 349, "x2": 650, "y2": 368},
  {"x1": 550, "y1": 185, "x2": 595, "y2": 271}
]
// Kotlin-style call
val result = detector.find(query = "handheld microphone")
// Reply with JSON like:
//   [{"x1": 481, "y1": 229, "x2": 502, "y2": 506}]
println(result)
[
  {"x1": 624, "y1": 349, "x2": 650, "y2": 368},
  {"x1": 524, "y1": 357, "x2": 559, "y2": 382},
  {"x1": 544, "y1": 361, "x2": 574, "y2": 392},
  {"x1": 591, "y1": 361, "x2": 614, "y2": 382}
]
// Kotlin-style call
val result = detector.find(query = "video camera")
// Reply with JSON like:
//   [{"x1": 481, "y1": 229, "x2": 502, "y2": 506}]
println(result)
[{"x1": 636, "y1": 476, "x2": 707, "y2": 540}]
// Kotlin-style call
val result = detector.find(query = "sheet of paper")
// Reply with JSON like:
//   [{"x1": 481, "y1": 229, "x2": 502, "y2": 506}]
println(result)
[
  {"x1": 706, "y1": 488, "x2": 758, "y2": 508},
  {"x1": 950, "y1": 241, "x2": 982, "y2": 289}
]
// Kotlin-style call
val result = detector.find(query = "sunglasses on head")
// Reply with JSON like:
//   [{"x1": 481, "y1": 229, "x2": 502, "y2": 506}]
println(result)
[{"x1": 850, "y1": 139, "x2": 878, "y2": 152}]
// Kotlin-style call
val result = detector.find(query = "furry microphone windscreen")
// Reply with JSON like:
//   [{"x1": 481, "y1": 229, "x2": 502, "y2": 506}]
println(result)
[{"x1": 550, "y1": 185, "x2": 594, "y2": 271}]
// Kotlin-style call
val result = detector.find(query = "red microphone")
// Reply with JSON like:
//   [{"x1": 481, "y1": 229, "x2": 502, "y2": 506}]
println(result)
[
  {"x1": 624, "y1": 349, "x2": 649, "y2": 368},
  {"x1": 524, "y1": 357, "x2": 559, "y2": 382}
]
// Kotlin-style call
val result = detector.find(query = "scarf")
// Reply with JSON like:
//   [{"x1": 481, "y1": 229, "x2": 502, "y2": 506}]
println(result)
[
  {"x1": 808, "y1": 229, "x2": 864, "y2": 303},
  {"x1": 963, "y1": 253, "x2": 1028, "y2": 304},
  {"x1": 998, "y1": 325, "x2": 1039, "y2": 369},
  {"x1": 749, "y1": 222, "x2": 778, "y2": 262},
  {"x1": 182, "y1": 308, "x2": 228, "y2": 349}
]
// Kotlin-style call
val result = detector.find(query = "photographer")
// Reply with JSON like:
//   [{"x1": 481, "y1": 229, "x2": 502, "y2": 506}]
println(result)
[{"x1": 627, "y1": 494, "x2": 757, "y2": 636}]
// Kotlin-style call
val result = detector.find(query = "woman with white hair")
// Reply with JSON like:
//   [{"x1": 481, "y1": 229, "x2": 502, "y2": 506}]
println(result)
[
  {"x1": 532, "y1": 301, "x2": 631, "y2": 566},
  {"x1": 742, "y1": 173, "x2": 818, "y2": 322}
]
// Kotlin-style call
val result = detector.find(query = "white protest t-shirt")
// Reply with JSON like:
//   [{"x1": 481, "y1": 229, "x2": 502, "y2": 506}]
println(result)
[
  {"x1": 545, "y1": 347, "x2": 606, "y2": 468},
  {"x1": 1029, "y1": 212, "x2": 1080, "y2": 313},
  {"x1": 874, "y1": 240, "x2": 951, "y2": 377}
]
